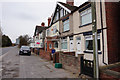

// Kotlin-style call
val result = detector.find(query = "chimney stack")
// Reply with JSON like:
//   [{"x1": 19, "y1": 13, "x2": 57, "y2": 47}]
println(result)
[
  {"x1": 41, "y1": 22, "x2": 45, "y2": 27},
  {"x1": 48, "y1": 17, "x2": 51, "y2": 26},
  {"x1": 66, "y1": 0, "x2": 74, "y2": 6}
]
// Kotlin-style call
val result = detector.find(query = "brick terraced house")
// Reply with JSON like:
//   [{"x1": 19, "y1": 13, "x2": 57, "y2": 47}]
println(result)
[
  {"x1": 72, "y1": 0, "x2": 120, "y2": 65},
  {"x1": 31, "y1": 0, "x2": 120, "y2": 74}
]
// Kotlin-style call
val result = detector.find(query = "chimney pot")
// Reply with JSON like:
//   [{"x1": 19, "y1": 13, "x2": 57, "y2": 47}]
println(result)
[
  {"x1": 48, "y1": 17, "x2": 51, "y2": 26},
  {"x1": 41, "y1": 22, "x2": 45, "y2": 26},
  {"x1": 66, "y1": 0, "x2": 74, "y2": 6}
]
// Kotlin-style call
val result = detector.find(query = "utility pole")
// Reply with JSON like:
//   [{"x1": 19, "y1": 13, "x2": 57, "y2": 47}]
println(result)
[{"x1": 91, "y1": 1, "x2": 99, "y2": 79}]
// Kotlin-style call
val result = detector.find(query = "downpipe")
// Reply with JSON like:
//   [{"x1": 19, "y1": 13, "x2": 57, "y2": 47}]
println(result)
[{"x1": 100, "y1": 0, "x2": 107, "y2": 65}]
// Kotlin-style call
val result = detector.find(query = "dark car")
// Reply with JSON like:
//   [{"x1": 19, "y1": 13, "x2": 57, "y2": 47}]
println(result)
[{"x1": 19, "y1": 46, "x2": 31, "y2": 56}]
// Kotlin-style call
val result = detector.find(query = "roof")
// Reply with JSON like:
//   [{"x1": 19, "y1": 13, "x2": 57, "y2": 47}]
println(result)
[
  {"x1": 49, "y1": 2, "x2": 78, "y2": 27},
  {"x1": 72, "y1": 1, "x2": 90, "y2": 13},
  {"x1": 58, "y1": 2, "x2": 77, "y2": 11},
  {"x1": 34, "y1": 26, "x2": 48, "y2": 36}
]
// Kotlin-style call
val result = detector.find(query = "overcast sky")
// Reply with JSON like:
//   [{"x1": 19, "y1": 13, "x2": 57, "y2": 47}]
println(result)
[{"x1": 0, "y1": 0, "x2": 88, "y2": 43}]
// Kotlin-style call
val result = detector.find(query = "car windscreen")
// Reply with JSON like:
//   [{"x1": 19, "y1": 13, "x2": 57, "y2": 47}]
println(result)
[{"x1": 21, "y1": 46, "x2": 30, "y2": 50}]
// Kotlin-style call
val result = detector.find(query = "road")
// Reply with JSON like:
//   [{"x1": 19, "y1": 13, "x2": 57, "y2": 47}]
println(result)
[
  {"x1": 0, "y1": 46, "x2": 15, "y2": 56},
  {"x1": 1, "y1": 47, "x2": 77, "y2": 78}
]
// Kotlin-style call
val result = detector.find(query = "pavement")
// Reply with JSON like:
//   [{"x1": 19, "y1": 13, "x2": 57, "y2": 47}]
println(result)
[{"x1": 1, "y1": 47, "x2": 77, "y2": 78}]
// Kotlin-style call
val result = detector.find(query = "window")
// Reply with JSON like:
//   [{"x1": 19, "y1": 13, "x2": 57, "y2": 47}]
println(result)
[
  {"x1": 76, "y1": 37, "x2": 81, "y2": 40},
  {"x1": 45, "y1": 43, "x2": 47, "y2": 51},
  {"x1": 80, "y1": 8, "x2": 92, "y2": 26},
  {"x1": 60, "y1": 9, "x2": 63, "y2": 18},
  {"x1": 53, "y1": 26, "x2": 57, "y2": 34},
  {"x1": 40, "y1": 43, "x2": 43, "y2": 48},
  {"x1": 54, "y1": 41, "x2": 58, "y2": 48},
  {"x1": 85, "y1": 34, "x2": 100, "y2": 51},
  {"x1": 54, "y1": 12, "x2": 59, "y2": 22},
  {"x1": 40, "y1": 33, "x2": 42, "y2": 39},
  {"x1": 61, "y1": 38, "x2": 67, "y2": 49},
  {"x1": 69, "y1": 36, "x2": 73, "y2": 40},
  {"x1": 47, "y1": 29, "x2": 49, "y2": 36},
  {"x1": 63, "y1": 10, "x2": 69, "y2": 16},
  {"x1": 63, "y1": 19, "x2": 69, "y2": 32},
  {"x1": 49, "y1": 44, "x2": 52, "y2": 49}
]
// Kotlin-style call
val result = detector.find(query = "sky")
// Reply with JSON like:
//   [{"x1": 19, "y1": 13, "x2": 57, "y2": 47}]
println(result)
[{"x1": 0, "y1": 0, "x2": 88, "y2": 43}]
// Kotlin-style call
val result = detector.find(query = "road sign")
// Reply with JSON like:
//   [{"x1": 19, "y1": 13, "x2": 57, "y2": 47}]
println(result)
[{"x1": 52, "y1": 49, "x2": 56, "y2": 54}]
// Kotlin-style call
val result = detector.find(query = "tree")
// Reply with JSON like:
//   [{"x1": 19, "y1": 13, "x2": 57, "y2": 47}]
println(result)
[
  {"x1": 0, "y1": 24, "x2": 2, "y2": 47},
  {"x1": 18, "y1": 35, "x2": 31, "y2": 48},
  {"x1": 0, "y1": 29, "x2": 2, "y2": 47},
  {"x1": 2, "y1": 35, "x2": 12, "y2": 47}
]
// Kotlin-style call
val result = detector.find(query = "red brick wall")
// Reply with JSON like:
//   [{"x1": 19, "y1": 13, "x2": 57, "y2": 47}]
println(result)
[
  {"x1": 63, "y1": 52, "x2": 75, "y2": 56},
  {"x1": 105, "y1": 2, "x2": 120, "y2": 64},
  {"x1": 100, "y1": 73, "x2": 118, "y2": 80},
  {"x1": 39, "y1": 48, "x2": 52, "y2": 61},
  {"x1": 59, "y1": 53, "x2": 83, "y2": 74},
  {"x1": 111, "y1": 67, "x2": 120, "y2": 73}
]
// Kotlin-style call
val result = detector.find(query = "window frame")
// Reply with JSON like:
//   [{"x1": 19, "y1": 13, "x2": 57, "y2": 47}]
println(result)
[
  {"x1": 63, "y1": 19, "x2": 70, "y2": 32},
  {"x1": 60, "y1": 8, "x2": 63, "y2": 18},
  {"x1": 80, "y1": 7, "x2": 92, "y2": 26},
  {"x1": 54, "y1": 41, "x2": 58, "y2": 48},
  {"x1": 61, "y1": 38, "x2": 67, "y2": 50},
  {"x1": 53, "y1": 26, "x2": 57, "y2": 34},
  {"x1": 47, "y1": 29, "x2": 49, "y2": 36},
  {"x1": 85, "y1": 34, "x2": 101, "y2": 52}
]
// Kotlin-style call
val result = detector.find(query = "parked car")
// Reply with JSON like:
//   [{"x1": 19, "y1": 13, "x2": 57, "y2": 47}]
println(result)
[{"x1": 19, "y1": 46, "x2": 31, "y2": 56}]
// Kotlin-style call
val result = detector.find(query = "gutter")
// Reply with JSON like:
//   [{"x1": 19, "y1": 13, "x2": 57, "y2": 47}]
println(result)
[{"x1": 100, "y1": 1, "x2": 107, "y2": 65}]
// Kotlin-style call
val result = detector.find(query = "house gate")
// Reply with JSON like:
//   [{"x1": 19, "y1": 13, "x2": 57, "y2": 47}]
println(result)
[{"x1": 81, "y1": 56, "x2": 94, "y2": 77}]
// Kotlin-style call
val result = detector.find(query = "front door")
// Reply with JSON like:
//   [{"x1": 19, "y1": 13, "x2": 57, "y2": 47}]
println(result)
[
  {"x1": 70, "y1": 40, "x2": 74, "y2": 52},
  {"x1": 76, "y1": 37, "x2": 81, "y2": 56}
]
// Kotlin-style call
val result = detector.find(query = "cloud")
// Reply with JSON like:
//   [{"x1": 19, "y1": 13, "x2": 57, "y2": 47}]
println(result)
[{"x1": 1, "y1": 0, "x2": 88, "y2": 43}]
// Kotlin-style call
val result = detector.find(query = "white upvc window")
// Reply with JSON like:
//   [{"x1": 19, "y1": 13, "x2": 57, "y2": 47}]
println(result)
[
  {"x1": 80, "y1": 8, "x2": 92, "y2": 26},
  {"x1": 53, "y1": 26, "x2": 57, "y2": 34},
  {"x1": 45, "y1": 43, "x2": 47, "y2": 51},
  {"x1": 85, "y1": 34, "x2": 101, "y2": 51},
  {"x1": 61, "y1": 38, "x2": 67, "y2": 49},
  {"x1": 54, "y1": 41, "x2": 58, "y2": 48},
  {"x1": 40, "y1": 33, "x2": 42, "y2": 39},
  {"x1": 54, "y1": 12, "x2": 59, "y2": 22},
  {"x1": 47, "y1": 29, "x2": 49, "y2": 36},
  {"x1": 60, "y1": 9, "x2": 63, "y2": 18},
  {"x1": 63, "y1": 19, "x2": 69, "y2": 32}
]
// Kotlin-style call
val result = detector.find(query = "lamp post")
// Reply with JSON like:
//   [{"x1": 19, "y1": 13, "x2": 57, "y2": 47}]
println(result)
[{"x1": 91, "y1": 0, "x2": 99, "y2": 79}]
